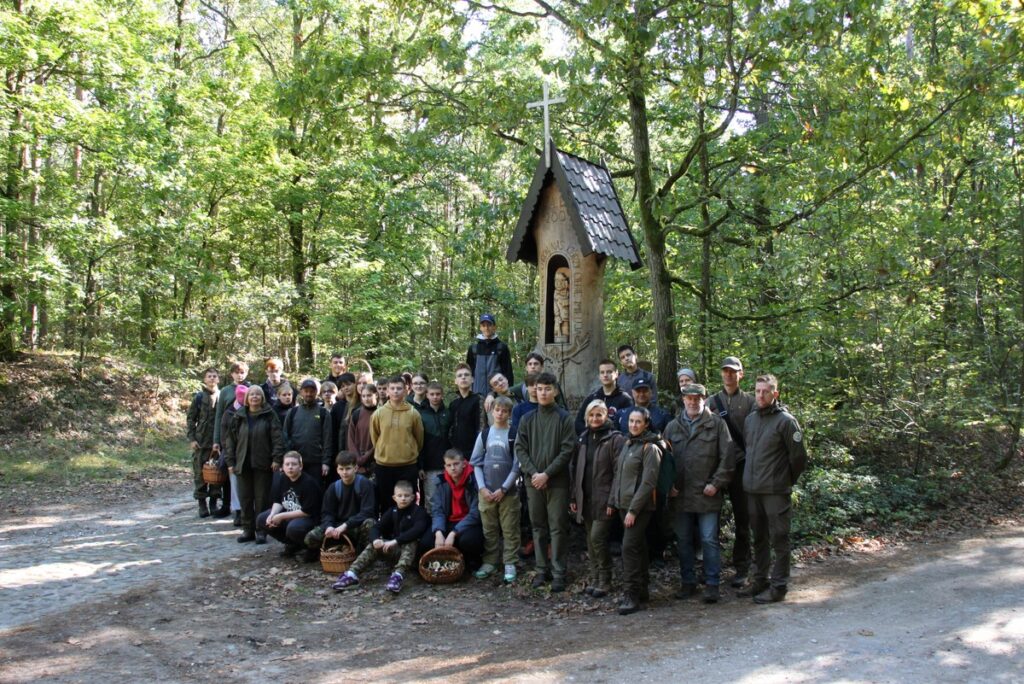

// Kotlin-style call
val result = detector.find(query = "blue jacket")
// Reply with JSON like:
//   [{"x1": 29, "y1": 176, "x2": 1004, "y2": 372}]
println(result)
[{"x1": 429, "y1": 464, "x2": 482, "y2": 534}]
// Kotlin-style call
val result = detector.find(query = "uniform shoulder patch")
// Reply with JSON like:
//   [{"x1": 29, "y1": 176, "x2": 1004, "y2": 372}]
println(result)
[{"x1": 793, "y1": 431, "x2": 803, "y2": 443}]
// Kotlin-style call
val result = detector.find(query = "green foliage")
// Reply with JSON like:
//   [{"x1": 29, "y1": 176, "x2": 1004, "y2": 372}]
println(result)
[
  {"x1": 0, "y1": 1, "x2": 1021, "y2": 503},
  {"x1": 792, "y1": 460, "x2": 952, "y2": 543}
]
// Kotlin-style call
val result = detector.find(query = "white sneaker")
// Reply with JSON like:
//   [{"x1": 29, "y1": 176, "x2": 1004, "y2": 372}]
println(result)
[{"x1": 503, "y1": 564, "x2": 517, "y2": 583}]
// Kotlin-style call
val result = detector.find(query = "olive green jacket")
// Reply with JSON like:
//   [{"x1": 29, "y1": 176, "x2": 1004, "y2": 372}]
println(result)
[
  {"x1": 225, "y1": 405, "x2": 285, "y2": 472},
  {"x1": 663, "y1": 408, "x2": 734, "y2": 513}
]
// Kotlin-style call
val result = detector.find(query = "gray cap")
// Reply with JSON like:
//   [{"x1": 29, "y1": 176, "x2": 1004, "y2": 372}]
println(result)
[
  {"x1": 721, "y1": 356, "x2": 743, "y2": 371},
  {"x1": 677, "y1": 368, "x2": 697, "y2": 381},
  {"x1": 681, "y1": 383, "x2": 707, "y2": 397}
]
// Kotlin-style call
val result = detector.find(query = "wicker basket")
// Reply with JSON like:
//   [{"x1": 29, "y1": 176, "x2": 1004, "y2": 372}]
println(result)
[
  {"x1": 320, "y1": 534, "x2": 356, "y2": 575},
  {"x1": 201, "y1": 461, "x2": 227, "y2": 486},
  {"x1": 418, "y1": 546, "x2": 465, "y2": 584}
]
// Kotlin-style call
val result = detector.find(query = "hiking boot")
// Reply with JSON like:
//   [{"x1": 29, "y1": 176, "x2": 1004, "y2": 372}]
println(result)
[
  {"x1": 675, "y1": 583, "x2": 697, "y2": 600},
  {"x1": 237, "y1": 532, "x2": 255, "y2": 543},
  {"x1": 703, "y1": 585, "x2": 720, "y2": 604},
  {"x1": 302, "y1": 548, "x2": 320, "y2": 563},
  {"x1": 255, "y1": 532, "x2": 267, "y2": 545},
  {"x1": 279, "y1": 545, "x2": 300, "y2": 558},
  {"x1": 730, "y1": 572, "x2": 748, "y2": 589},
  {"x1": 197, "y1": 499, "x2": 210, "y2": 518},
  {"x1": 550, "y1": 577, "x2": 566, "y2": 593},
  {"x1": 737, "y1": 580, "x2": 770, "y2": 598},
  {"x1": 531, "y1": 570, "x2": 552, "y2": 589},
  {"x1": 503, "y1": 564, "x2": 517, "y2": 583},
  {"x1": 332, "y1": 572, "x2": 359, "y2": 591},
  {"x1": 385, "y1": 572, "x2": 404, "y2": 594},
  {"x1": 618, "y1": 594, "x2": 641, "y2": 615},
  {"x1": 232, "y1": 511, "x2": 242, "y2": 527},
  {"x1": 212, "y1": 499, "x2": 230, "y2": 518},
  {"x1": 754, "y1": 586, "x2": 787, "y2": 604},
  {"x1": 591, "y1": 574, "x2": 611, "y2": 598},
  {"x1": 474, "y1": 563, "x2": 496, "y2": 580}
]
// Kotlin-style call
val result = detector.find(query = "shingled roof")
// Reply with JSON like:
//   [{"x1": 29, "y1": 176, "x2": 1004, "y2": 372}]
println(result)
[{"x1": 506, "y1": 142, "x2": 642, "y2": 270}]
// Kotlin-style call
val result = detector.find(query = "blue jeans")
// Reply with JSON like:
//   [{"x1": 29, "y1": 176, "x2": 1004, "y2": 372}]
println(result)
[{"x1": 673, "y1": 510, "x2": 721, "y2": 586}]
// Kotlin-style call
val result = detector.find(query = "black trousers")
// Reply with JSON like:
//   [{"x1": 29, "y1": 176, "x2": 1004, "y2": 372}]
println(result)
[
  {"x1": 256, "y1": 511, "x2": 316, "y2": 548},
  {"x1": 236, "y1": 464, "x2": 273, "y2": 534},
  {"x1": 726, "y1": 460, "x2": 751, "y2": 573},
  {"x1": 420, "y1": 523, "x2": 485, "y2": 568}
]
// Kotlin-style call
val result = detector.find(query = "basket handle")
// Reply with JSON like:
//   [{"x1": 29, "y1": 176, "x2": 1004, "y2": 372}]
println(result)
[{"x1": 321, "y1": 532, "x2": 354, "y2": 552}]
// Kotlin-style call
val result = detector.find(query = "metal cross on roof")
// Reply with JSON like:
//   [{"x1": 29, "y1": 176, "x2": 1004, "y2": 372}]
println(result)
[{"x1": 527, "y1": 82, "x2": 565, "y2": 169}]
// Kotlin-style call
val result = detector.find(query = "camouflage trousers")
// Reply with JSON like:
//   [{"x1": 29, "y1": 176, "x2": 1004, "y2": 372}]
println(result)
[
  {"x1": 304, "y1": 518, "x2": 375, "y2": 555},
  {"x1": 348, "y1": 540, "x2": 418, "y2": 578}
]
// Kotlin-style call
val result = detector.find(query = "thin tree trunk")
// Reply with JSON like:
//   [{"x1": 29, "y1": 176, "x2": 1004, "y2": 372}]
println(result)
[{"x1": 625, "y1": 22, "x2": 678, "y2": 392}]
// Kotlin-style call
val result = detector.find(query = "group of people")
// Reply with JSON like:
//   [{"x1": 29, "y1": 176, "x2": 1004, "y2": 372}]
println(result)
[{"x1": 186, "y1": 314, "x2": 808, "y2": 614}]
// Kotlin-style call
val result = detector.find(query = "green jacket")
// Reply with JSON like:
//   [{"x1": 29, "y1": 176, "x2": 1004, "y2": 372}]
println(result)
[
  {"x1": 663, "y1": 408, "x2": 734, "y2": 513},
  {"x1": 186, "y1": 385, "x2": 218, "y2": 448},
  {"x1": 213, "y1": 382, "x2": 247, "y2": 446},
  {"x1": 743, "y1": 402, "x2": 808, "y2": 495},
  {"x1": 608, "y1": 431, "x2": 662, "y2": 514},
  {"x1": 514, "y1": 404, "x2": 576, "y2": 488},
  {"x1": 225, "y1": 404, "x2": 285, "y2": 472}
]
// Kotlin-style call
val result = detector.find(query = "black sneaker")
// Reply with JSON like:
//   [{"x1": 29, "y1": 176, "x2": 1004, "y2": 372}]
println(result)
[
  {"x1": 703, "y1": 585, "x2": 720, "y2": 604},
  {"x1": 550, "y1": 578, "x2": 566, "y2": 593},
  {"x1": 730, "y1": 572, "x2": 748, "y2": 588},
  {"x1": 279, "y1": 545, "x2": 300, "y2": 558},
  {"x1": 254, "y1": 532, "x2": 268, "y2": 545},
  {"x1": 531, "y1": 571, "x2": 552, "y2": 589},
  {"x1": 197, "y1": 499, "x2": 210, "y2": 518},
  {"x1": 237, "y1": 532, "x2": 255, "y2": 543}
]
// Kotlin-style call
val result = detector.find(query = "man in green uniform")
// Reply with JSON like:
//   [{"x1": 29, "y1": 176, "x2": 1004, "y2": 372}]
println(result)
[
  {"x1": 514, "y1": 372, "x2": 576, "y2": 592},
  {"x1": 740, "y1": 374, "x2": 808, "y2": 604},
  {"x1": 710, "y1": 356, "x2": 755, "y2": 587}
]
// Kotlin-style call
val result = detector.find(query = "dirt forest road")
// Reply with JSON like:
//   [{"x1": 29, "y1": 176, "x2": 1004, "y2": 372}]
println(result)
[{"x1": 1, "y1": 485, "x2": 1022, "y2": 684}]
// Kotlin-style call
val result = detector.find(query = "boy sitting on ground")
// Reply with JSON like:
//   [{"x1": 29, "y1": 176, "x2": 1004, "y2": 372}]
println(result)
[
  {"x1": 305, "y1": 451, "x2": 377, "y2": 558},
  {"x1": 333, "y1": 480, "x2": 429, "y2": 594},
  {"x1": 256, "y1": 451, "x2": 323, "y2": 559},
  {"x1": 424, "y1": 449, "x2": 484, "y2": 571}
]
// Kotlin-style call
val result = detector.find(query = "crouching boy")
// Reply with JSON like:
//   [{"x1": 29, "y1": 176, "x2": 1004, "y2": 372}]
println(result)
[
  {"x1": 424, "y1": 449, "x2": 485, "y2": 571},
  {"x1": 470, "y1": 396, "x2": 521, "y2": 582},
  {"x1": 256, "y1": 451, "x2": 322, "y2": 559},
  {"x1": 305, "y1": 451, "x2": 377, "y2": 559},
  {"x1": 332, "y1": 480, "x2": 429, "y2": 594}
]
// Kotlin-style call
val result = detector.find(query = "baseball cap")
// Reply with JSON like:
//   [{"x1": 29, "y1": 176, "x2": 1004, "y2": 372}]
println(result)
[
  {"x1": 632, "y1": 377, "x2": 653, "y2": 390},
  {"x1": 681, "y1": 383, "x2": 707, "y2": 397},
  {"x1": 721, "y1": 356, "x2": 743, "y2": 371},
  {"x1": 479, "y1": 313, "x2": 496, "y2": 324},
  {"x1": 299, "y1": 378, "x2": 319, "y2": 391}
]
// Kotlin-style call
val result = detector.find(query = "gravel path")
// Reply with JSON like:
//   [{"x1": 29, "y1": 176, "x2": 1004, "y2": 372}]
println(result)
[
  {"x1": 0, "y1": 490, "x2": 241, "y2": 632},
  {"x1": 0, "y1": 488, "x2": 1021, "y2": 683}
]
